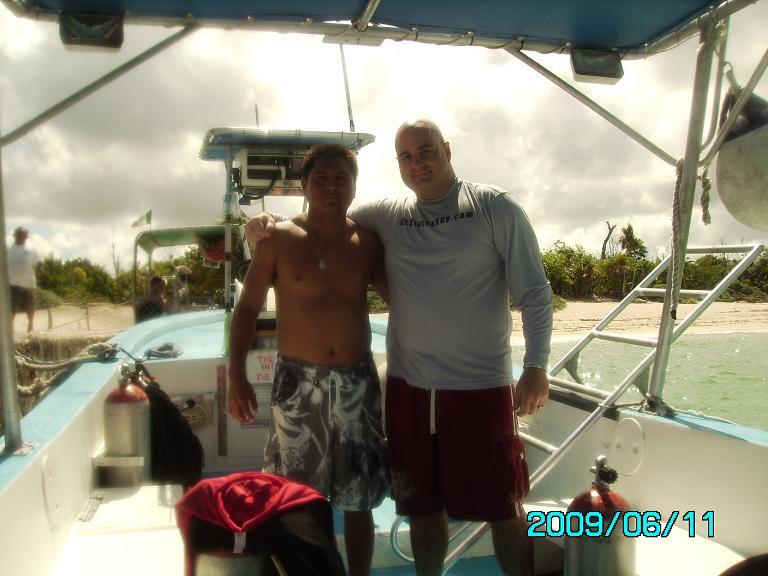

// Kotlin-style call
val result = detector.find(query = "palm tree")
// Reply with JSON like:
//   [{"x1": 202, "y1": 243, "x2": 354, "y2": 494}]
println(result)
[{"x1": 619, "y1": 224, "x2": 648, "y2": 259}]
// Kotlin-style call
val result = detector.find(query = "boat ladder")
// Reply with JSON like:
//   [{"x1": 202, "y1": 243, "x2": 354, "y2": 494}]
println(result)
[{"x1": 390, "y1": 243, "x2": 765, "y2": 573}]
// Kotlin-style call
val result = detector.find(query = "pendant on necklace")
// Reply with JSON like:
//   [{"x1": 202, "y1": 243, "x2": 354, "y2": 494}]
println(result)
[{"x1": 317, "y1": 258, "x2": 327, "y2": 270}]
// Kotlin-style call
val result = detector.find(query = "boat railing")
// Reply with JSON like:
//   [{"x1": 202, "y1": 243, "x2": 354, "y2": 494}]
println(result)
[{"x1": 389, "y1": 243, "x2": 765, "y2": 573}]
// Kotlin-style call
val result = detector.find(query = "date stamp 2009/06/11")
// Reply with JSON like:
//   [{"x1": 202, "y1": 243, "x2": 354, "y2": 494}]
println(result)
[{"x1": 527, "y1": 510, "x2": 715, "y2": 538}]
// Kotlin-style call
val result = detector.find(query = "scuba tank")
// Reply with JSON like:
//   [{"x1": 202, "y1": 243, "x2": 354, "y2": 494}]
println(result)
[
  {"x1": 564, "y1": 455, "x2": 635, "y2": 576},
  {"x1": 103, "y1": 363, "x2": 151, "y2": 483}
]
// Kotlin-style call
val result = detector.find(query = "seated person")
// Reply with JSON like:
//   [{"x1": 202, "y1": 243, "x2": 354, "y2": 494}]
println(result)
[{"x1": 135, "y1": 276, "x2": 170, "y2": 322}]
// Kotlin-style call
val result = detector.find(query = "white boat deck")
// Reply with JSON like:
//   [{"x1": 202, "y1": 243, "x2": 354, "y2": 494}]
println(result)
[
  {"x1": 50, "y1": 485, "x2": 744, "y2": 576},
  {"x1": 51, "y1": 485, "x2": 185, "y2": 576}
]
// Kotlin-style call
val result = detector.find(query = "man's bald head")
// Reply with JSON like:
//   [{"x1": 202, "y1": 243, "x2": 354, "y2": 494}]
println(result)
[
  {"x1": 395, "y1": 119, "x2": 446, "y2": 145},
  {"x1": 394, "y1": 119, "x2": 455, "y2": 201}
]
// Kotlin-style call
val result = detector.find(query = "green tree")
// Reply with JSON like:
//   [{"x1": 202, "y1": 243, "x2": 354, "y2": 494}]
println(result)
[
  {"x1": 112, "y1": 271, "x2": 134, "y2": 303},
  {"x1": 618, "y1": 224, "x2": 648, "y2": 259},
  {"x1": 594, "y1": 254, "x2": 654, "y2": 299},
  {"x1": 683, "y1": 255, "x2": 731, "y2": 291},
  {"x1": 68, "y1": 266, "x2": 88, "y2": 301},
  {"x1": 682, "y1": 254, "x2": 768, "y2": 302},
  {"x1": 541, "y1": 241, "x2": 597, "y2": 298},
  {"x1": 367, "y1": 288, "x2": 389, "y2": 313},
  {"x1": 741, "y1": 252, "x2": 768, "y2": 293},
  {"x1": 64, "y1": 258, "x2": 113, "y2": 301}
]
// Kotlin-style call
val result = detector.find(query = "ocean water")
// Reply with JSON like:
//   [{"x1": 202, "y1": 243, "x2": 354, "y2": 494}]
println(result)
[{"x1": 513, "y1": 332, "x2": 768, "y2": 431}]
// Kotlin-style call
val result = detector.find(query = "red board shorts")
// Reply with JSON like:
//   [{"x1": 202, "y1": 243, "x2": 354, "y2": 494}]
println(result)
[{"x1": 385, "y1": 376, "x2": 529, "y2": 521}]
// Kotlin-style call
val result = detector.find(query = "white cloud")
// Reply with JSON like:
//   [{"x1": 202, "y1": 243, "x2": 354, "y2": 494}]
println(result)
[{"x1": 0, "y1": 9, "x2": 43, "y2": 59}]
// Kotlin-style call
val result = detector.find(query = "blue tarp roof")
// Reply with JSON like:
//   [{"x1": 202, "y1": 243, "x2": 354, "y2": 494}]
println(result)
[{"x1": 2, "y1": 0, "x2": 731, "y2": 52}]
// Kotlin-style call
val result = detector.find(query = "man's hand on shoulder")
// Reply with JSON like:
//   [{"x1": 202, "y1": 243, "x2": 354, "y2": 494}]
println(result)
[
  {"x1": 354, "y1": 223, "x2": 377, "y2": 243},
  {"x1": 514, "y1": 367, "x2": 549, "y2": 416},
  {"x1": 245, "y1": 213, "x2": 276, "y2": 244}
]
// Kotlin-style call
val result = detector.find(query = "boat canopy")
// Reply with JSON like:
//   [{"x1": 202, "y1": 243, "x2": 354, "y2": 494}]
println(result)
[
  {"x1": 200, "y1": 128, "x2": 375, "y2": 200},
  {"x1": 134, "y1": 225, "x2": 225, "y2": 256},
  {"x1": 2, "y1": 0, "x2": 748, "y2": 56},
  {"x1": 132, "y1": 225, "x2": 229, "y2": 303},
  {"x1": 199, "y1": 128, "x2": 375, "y2": 161}
]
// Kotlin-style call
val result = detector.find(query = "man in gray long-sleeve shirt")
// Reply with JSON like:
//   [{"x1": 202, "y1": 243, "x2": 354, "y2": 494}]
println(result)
[{"x1": 247, "y1": 119, "x2": 552, "y2": 575}]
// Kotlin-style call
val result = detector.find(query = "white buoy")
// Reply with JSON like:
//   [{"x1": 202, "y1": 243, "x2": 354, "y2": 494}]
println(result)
[{"x1": 716, "y1": 93, "x2": 768, "y2": 233}]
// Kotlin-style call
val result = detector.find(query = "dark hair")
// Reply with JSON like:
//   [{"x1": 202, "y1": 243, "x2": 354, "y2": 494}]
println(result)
[
  {"x1": 301, "y1": 143, "x2": 358, "y2": 180},
  {"x1": 150, "y1": 276, "x2": 165, "y2": 287}
]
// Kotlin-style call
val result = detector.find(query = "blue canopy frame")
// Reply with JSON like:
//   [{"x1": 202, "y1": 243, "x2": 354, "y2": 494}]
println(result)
[{"x1": 1, "y1": 0, "x2": 755, "y2": 55}]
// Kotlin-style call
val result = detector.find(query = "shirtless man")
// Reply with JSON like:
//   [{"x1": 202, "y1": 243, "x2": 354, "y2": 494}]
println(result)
[{"x1": 228, "y1": 143, "x2": 389, "y2": 576}]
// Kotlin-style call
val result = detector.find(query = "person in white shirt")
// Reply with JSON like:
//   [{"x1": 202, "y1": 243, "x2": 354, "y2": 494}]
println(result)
[{"x1": 7, "y1": 227, "x2": 42, "y2": 333}]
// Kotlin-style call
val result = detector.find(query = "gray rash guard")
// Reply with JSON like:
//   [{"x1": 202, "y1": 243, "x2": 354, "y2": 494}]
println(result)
[{"x1": 351, "y1": 178, "x2": 552, "y2": 391}]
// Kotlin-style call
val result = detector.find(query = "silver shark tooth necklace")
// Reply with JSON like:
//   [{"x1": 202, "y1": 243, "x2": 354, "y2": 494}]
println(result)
[{"x1": 307, "y1": 221, "x2": 345, "y2": 270}]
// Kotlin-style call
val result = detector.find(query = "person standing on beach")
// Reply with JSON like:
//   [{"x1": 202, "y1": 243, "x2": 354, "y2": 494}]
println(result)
[
  {"x1": 228, "y1": 143, "x2": 389, "y2": 576},
  {"x1": 247, "y1": 119, "x2": 552, "y2": 575},
  {"x1": 7, "y1": 226, "x2": 42, "y2": 333}
]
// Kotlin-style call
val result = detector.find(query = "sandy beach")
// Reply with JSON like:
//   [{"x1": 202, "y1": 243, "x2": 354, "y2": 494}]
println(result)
[
  {"x1": 11, "y1": 301, "x2": 768, "y2": 342},
  {"x1": 529, "y1": 300, "x2": 768, "y2": 343}
]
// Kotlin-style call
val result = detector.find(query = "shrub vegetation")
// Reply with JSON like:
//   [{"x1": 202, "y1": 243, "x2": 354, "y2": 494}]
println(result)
[{"x1": 33, "y1": 235, "x2": 768, "y2": 309}]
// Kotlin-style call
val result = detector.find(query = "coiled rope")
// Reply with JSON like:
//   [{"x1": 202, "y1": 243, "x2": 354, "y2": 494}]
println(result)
[
  {"x1": 15, "y1": 342, "x2": 118, "y2": 397},
  {"x1": 671, "y1": 157, "x2": 716, "y2": 318},
  {"x1": 700, "y1": 166, "x2": 712, "y2": 225}
]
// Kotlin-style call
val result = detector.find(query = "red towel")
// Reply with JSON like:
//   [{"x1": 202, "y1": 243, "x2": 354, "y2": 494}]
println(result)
[{"x1": 176, "y1": 472, "x2": 327, "y2": 576}]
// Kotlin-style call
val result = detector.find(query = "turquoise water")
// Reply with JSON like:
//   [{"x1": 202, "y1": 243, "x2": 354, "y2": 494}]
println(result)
[{"x1": 514, "y1": 332, "x2": 768, "y2": 431}]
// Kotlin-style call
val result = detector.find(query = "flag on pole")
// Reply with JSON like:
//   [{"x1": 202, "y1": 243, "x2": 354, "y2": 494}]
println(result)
[{"x1": 131, "y1": 210, "x2": 152, "y2": 228}]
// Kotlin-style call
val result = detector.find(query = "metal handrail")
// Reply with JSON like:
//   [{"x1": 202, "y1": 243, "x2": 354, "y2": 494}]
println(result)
[
  {"x1": 638, "y1": 288, "x2": 709, "y2": 298},
  {"x1": 389, "y1": 514, "x2": 477, "y2": 563},
  {"x1": 548, "y1": 376, "x2": 610, "y2": 400},
  {"x1": 548, "y1": 254, "x2": 672, "y2": 377},
  {"x1": 518, "y1": 431, "x2": 558, "y2": 454},
  {"x1": 389, "y1": 516, "x2": 413, "y2": 562},
  {"x1": 668, "y1": 245, "x2": 765, "y2": 341},
  {"x1": 591, "y1": 330, "x2": 658, "y2": 347}
]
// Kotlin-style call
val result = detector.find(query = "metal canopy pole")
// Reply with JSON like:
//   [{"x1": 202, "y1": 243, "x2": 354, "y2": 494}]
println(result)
[
  {"x1": 648, "y1": 21, "x2": 718, "y2": 405},
  {"x1": 0, "y1": 23, "x2": 200, "y2": 148},
  {"x1": 0, "y1": 133, "x2": 24, "y2": 452},
  {"x1": 132, "y1": 239, "x2": 139, "y2": 308},
  {"x1": 339, "y1": 45, "x2": 356, "y2": 132},
  {"x1": 506, "y1": 49, "x2": 678, "y2": 167},
  {"x1": 353, "y1": 0, "x2": 382, "y2": 31},
  {"x1": 224, "y1": 147, "x2": 234, "y2": 312}
]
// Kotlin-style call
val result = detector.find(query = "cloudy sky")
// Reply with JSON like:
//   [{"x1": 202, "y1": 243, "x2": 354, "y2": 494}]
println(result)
[{"x1": 2, "y1": 3, "x2": 767, "y2": 273}]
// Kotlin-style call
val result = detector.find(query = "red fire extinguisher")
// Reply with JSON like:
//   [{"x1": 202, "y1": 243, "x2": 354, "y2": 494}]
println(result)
[{"x1": 564, "y1": 455, "x2": 636, "y2": 576}]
